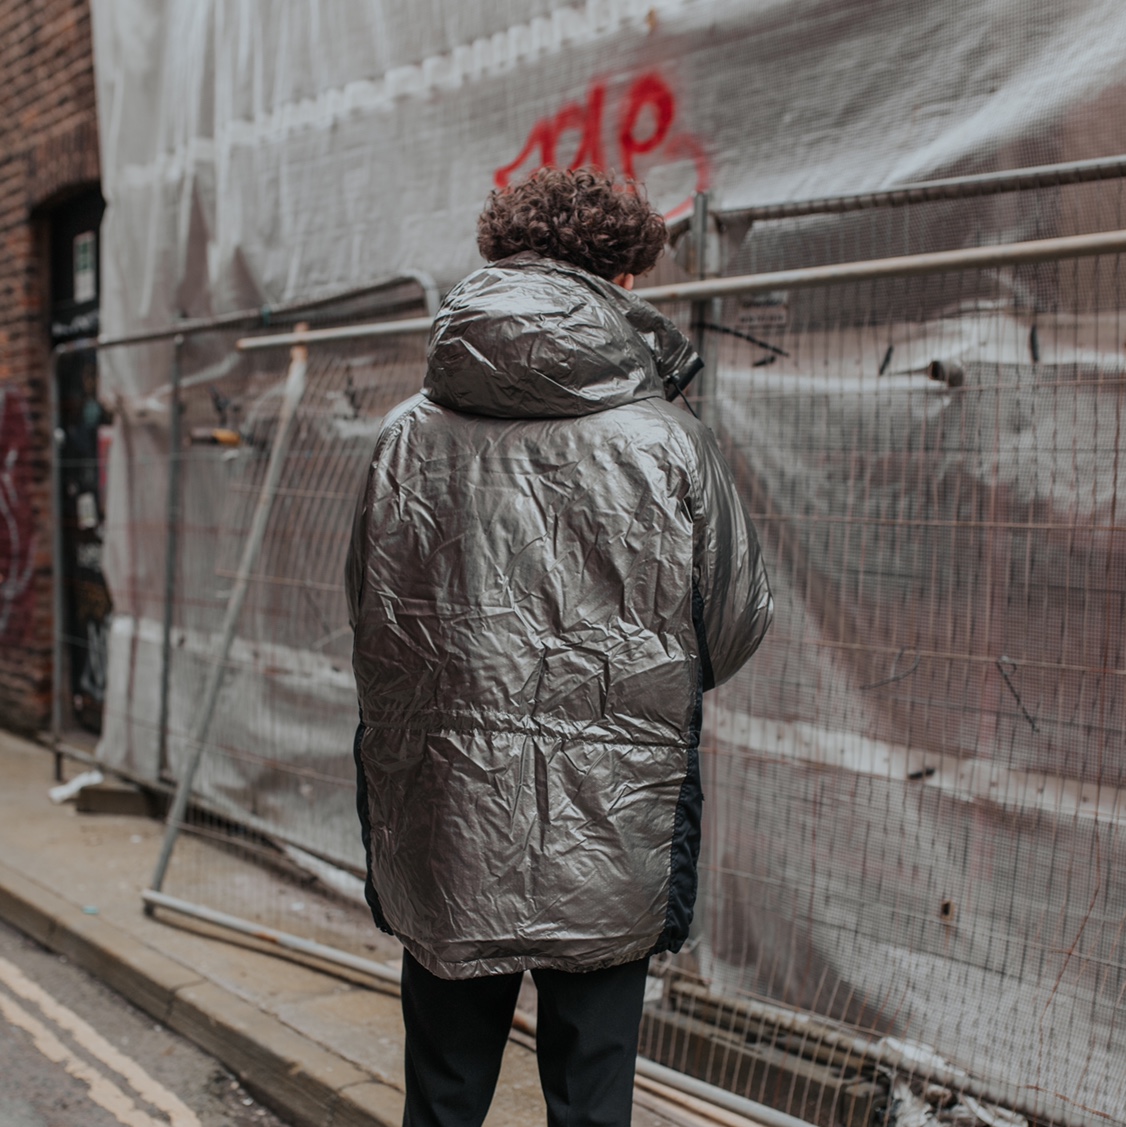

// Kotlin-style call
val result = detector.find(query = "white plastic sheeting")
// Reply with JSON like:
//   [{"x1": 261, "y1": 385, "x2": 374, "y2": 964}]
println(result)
[
  {"x1": 89, "y1": 4, "x2": 1126, "y2": 1124},
  {"x1": 92, "y1": 0, "x2": 1126, "y2": 375}
]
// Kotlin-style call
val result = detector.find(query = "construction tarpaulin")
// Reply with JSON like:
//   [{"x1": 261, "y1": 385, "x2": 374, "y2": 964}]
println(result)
[
  {"x1": 90, "y1": 4, "x2": 1126, "y2": 1123},
  {"x1": 92, "y1": 0, "x2": 1126, "y2": 353}
]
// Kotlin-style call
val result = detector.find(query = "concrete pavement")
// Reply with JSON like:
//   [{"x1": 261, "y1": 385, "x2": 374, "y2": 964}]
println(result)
[{"x1": 0, "y1": 731, "x2": 690, "y2": 1127}]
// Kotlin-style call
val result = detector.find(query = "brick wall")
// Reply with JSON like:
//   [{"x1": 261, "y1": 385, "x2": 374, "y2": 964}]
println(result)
[{"x1": 0, "y1": 1, "x2": 100, "y2": 733}]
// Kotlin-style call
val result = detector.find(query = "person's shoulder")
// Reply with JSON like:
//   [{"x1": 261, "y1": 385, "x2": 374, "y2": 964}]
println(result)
[
  {"x1": 636, "y1": 396, "x2": 705, "y2": 439},
  {"x1": 629, "y1": 397, "x2": 707, "y2": 463},
  {"x1": 372, "y1": 393, "x2": 429, "y2": 452},
  {"x1": 385, "y1": 392, "x2": 428, "y2": 428},
  {"x1": 635, "y1": 399, "x2": 732, "y2": 486}
]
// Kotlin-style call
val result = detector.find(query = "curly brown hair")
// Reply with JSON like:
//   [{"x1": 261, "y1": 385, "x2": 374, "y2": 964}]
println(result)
[{"x1": 476, "y1": 167, "x2": 667, "y2": 280}]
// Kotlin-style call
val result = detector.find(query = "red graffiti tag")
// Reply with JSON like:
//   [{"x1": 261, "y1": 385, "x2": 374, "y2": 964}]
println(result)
[
  {"x1": 617, "y1": 72, "x2": 674, "y2": 179},
  {"x1": 494, "y1": 72, "x2": 709, "y2": 220},
  {"x1": 0, "y1": 387, "x2": 37, "y2": 642}
]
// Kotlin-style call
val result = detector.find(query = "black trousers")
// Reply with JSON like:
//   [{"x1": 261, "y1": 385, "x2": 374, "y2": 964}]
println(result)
[{"x1": 400, "y1": 949, "x2": 650, "y2": 1127}]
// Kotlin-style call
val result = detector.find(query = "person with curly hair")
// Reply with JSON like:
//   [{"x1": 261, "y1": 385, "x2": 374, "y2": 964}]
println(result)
[
  {"x1": 476, "y1": 166, "x2": 668, "y2": 283},
  {"x1": 347, "y1": 166, "x2": 771, "y2": 1126}
]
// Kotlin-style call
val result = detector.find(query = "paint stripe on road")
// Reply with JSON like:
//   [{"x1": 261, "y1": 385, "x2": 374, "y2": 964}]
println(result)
[
  {"x1": 0, "y1": 988, "x2": 165, "y2": 1127},
  {"x1": 0, "y1": 954, "x2": 201, "y2": 1127}
]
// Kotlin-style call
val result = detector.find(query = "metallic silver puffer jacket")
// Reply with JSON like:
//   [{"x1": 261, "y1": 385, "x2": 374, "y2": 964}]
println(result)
[{"x1": 347, "y1": 253, "x2": 771, "y2": 980}]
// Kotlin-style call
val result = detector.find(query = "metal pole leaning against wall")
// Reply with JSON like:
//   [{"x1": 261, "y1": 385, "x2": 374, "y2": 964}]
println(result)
[
  {"x1": 156, "y1": 335, "x2": 184, "y2": 780},
  {"x1": 146, "y1": 337, "x2": 310, "y2": 903}
]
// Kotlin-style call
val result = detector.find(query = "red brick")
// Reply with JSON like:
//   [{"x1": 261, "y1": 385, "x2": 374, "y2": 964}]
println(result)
[{"x1": 0, "y1": 0, "x2": 99, "y2": 734}]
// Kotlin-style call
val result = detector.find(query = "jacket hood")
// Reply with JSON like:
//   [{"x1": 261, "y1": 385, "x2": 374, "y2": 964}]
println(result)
[{"x1": 423, "y1": 253, "x2": 701, "y2": 419}]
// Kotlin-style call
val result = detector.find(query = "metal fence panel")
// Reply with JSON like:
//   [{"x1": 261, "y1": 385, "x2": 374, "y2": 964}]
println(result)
[{"x1": 88, "y1": 241, "x2": 1126, "y2": 1127}]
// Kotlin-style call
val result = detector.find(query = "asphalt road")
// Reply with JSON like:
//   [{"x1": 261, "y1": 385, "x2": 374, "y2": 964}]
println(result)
[{"x1": 0, "y1": 917, "x2": 295, "y2": 1127}]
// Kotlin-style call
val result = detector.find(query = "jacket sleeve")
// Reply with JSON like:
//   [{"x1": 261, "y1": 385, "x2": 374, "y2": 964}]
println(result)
[
  {"x1": 690, "y1": 424, "x2": 773, "y2": 690},
  {"x1": 345, "y1": 483, "x2": 367, "y2": 632},
  {"x1": 344, "y1": 393, "x2": 425, "y2": 632}
]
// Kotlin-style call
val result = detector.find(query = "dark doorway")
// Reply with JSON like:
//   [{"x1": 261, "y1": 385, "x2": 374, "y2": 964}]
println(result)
[{"x1": 50, "y1": 187, "x2": 110, "y2": 735}]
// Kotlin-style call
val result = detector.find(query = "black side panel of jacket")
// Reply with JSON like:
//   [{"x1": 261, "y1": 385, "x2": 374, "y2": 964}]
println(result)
[
  {"x1": 650, "y1": 584, "x2": 711, "y2": 954},
  {"x1": 353, "y1": 719, "x2": 392, "y2": 934}
]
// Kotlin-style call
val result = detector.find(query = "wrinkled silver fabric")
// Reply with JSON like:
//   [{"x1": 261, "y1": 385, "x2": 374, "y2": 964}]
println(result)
[{"x1": 347, "y1": 253, "x2": 771, "y2": 979}]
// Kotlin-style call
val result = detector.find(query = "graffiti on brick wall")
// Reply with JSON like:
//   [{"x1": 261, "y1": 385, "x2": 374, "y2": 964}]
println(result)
[
  {"x1": 0, "y1": 387, "x2": 37, "y2": 641},
  {"x1": 494, "y1": 72, "x2": 709, "y2": 219}
]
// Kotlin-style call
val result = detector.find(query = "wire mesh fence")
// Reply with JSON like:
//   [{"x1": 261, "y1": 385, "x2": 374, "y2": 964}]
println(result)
[
  {"x1": 81, "y1": 195, "x2": 1126, "y2": 1127},
  {"x1": 94, "y1": 323, "x2": 425, "y2": 959},
  {"x1": 645, "y1": 257, "x2": 1126, "y2": 1127}
]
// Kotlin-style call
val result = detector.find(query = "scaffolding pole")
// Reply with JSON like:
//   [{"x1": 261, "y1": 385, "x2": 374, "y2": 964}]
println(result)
[{"x1": 233, "y1": 227, "x2": 1126, "y2": 352}]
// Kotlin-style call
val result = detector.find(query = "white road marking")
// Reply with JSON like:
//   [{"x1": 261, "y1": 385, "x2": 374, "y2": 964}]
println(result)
[
  {"x1": 0, "y1": 988, "x2": 163, "y2": 1127},
  {"x1": 0, "y1": 954, "x2": 201, "y2": 1127}
]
